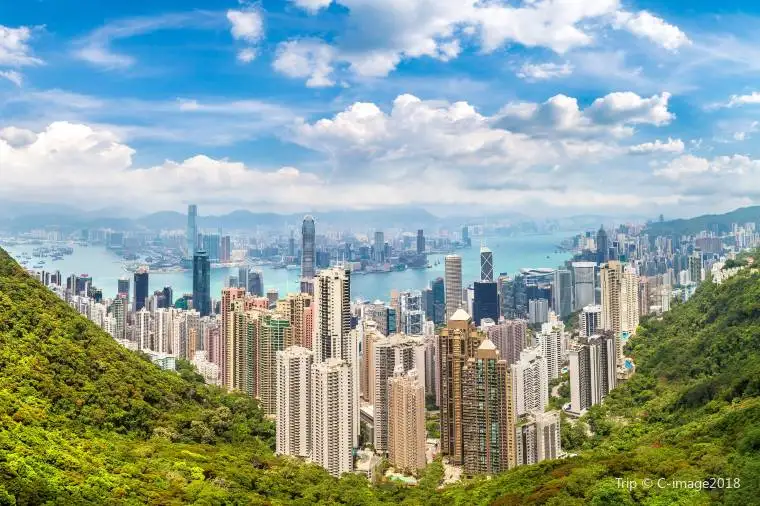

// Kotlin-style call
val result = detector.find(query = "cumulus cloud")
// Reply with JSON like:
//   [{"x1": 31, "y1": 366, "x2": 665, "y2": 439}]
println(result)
[
  {"x1": 278, "y1": 0, "x2": 673, "y2": 85},
  {"x1": 272, "y1": 40, "x2": 336, "y2": 87},
  {"x1": 724, "y1": 92, "x2": 760, "y2": 108},
  {"x1": 654, "y1": 154, "x2": 760, "y2": 199},
  {"x1": 227, "y1": 7, "x2": 264, "y2": 64},
  {"x1": 614, "y1": 10, "x2": 691, "y2": 50},
  {"x1": 0, "y1": 25, "x2": 42, "y2": 67},
  {"x1": 495, "y1": 91, "x2": 674, "y2": 138},
  {"x1": 517, "y1": 62, "x2": 573, "y2": 81},
  {"x1": 629, "y1": 137, "x2": 684, "y2": 154}
]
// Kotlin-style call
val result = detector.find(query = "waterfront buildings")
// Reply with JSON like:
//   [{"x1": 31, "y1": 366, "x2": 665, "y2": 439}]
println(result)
[{"x1": 134, "y1": 267, "x2": 149, "y2": 312}]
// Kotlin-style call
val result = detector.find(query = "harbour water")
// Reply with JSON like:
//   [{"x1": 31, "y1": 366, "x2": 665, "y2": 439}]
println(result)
[{"x1": 3, "y1": 232, "x2": 574, "y2": 302}]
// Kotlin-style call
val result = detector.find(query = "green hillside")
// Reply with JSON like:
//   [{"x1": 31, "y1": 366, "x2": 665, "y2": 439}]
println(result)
[
  {"x1": 645, "y1": 205, "x2": 760, "y2": 236},
  {"x1": 1, "y1": 247, "x2": 760, "y2": 504}
]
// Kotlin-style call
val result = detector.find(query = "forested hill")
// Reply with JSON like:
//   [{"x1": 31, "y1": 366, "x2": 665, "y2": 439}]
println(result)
[
  {"x1": 2, "y1": 247, "x2": 760, "y2": 504},
  {"x1": 644, "y1": 205, "x2": 760, "y2": 236}
]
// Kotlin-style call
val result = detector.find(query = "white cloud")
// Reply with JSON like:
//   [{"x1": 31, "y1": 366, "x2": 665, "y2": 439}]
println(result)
[
  {"x1": 237, "y1": 47, "x2": 257, "y2": 63},
  {"x1": 0, "y1": 69, "x2": 23, "y2": 87},
  {"x1": 272, "y1": 40, "x2": 336, "y2": 88},
  {"x1": 655, "y1": 154, "x2": 760, "y2": 187},
  {"x1": 0, "y1": 25, "x2": 42, "y2": 67},
  {"x1": 495, "y1": 91, "x2": 674, "y2": 138},
  {"x1": 278, "y1": 0, "x2": 631, "y2": 85},
  {"x1": 725, "y1": 92, "x2": 760, "y2": 108},
  {"x1": 517, "y1": 62, "x2": 573, "y2": 81},
  {"x1": 227, "y1": 9, "x2": 264, "y2": 42},
  {"x1": 629, "y1": 137, "x2": 684, "y2": 154},
  {"x1": 292, "y1": 0, "x2": 333, "y2": 13},
  {"x1": 614, "y1": 10, "x2": 690, "y2": 51}
]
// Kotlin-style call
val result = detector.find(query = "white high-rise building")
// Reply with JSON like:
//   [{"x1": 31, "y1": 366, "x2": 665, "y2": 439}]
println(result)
[
  {"x1": 314, "y1": 268, "x2": 352, "y2": 363},
  {"x1": 444, "y1": 255, "x2": 463, "y2": 320},
  {"x1": 276, "y1": 346, "x2": 314, "y2": 459},
  {"x1": 136, "y1": 308, "x2": 152, "y2": 351},
  {"x1": 399, "y1": 290, "x2": 425, "y2": 335},
  {"x1": 311, "y1": 358, "x2": 353, "y2": 477},
  {"x1": 580, "y1": 305, "x2": 602, "y2": 338},
  {"x1": 528, "y1": 298, "x2": 549, "y2": 325},
  {"x1": 568, "y1": 334, "x2": 617, "y2": 416},
  {"x1": 512, "y1": 347, "x2": 549, "y2": 416},
  {"x1": 539, "y1": 322, "x2": 564, "y2": 381},
  {"x1": 516, "y1": 410, "x2": 562, "y2": 466}
]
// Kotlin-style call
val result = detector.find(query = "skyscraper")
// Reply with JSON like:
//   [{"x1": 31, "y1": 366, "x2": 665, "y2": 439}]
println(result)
[
  {"x1": 416, "y1": 229, "x2": 425, "y2": 254},
  {"x1": 689, "y1": 250, "x2": 703, "y2": 285},
  {"x1": 399, "y1": 290, "x2": 425, "y2": 335},
  {"x1": 444, "y1": 255, "x2": 463, "y2": 320},
  {"x1": 438, "y1": 309, "x2": 484, "y2": 466},
  {"x1": 515, "y1": 411, "x2": 561, "y2": 466},
  {"x1": 276, "y1": 346, "x2": 313, "y2": 458},
  {"x1": 480, "y1": 246, "x2": 494, "y2": 282},
  {"x1": 580, "y1": 304, "x2": 602, "y2": 337},
  {"x1": 512, "y1": 347, "x2": 549, "y2": 416},
  {"x1": 372, "y1": 334, "x2": 425, "y2": 454},
  {"x1": 193, "y1": 250, "x2": 211, "y2": 317},
  {"x1": 133, "y1": 267, "x2": 149, "y2": 313},
  {"x1": 552, "y1": 269, "x2": 572, "y2": 318},
  {"x1": 248, "y1": 269, "x2": 264, "y2": 297},
  {"x1": 462, "y1": 225, "x2": 470, "y2": 247},
  {"x1": 314, "y1": 267, "x2": 352, "y2": 363},
  {"x1": 431, "y1": 277, "x2": 446, "y2": 325},
  {"x1": 277, "y1": 293, "x2": 313, "y2": 349},
  {"x1": 569, "y1": 333, "x2": 616, "y2": 415},
  {"x1": 572, "y1": 262, "x2": 597, "y2": 310},
  {"x1": 462, "y1": 339, "x2": 515, "y2": 474},
  {"x1": 473, "y1": 281, "x2": 499, "y2": 326},
  {"x1": 301, "y1": 216, "x2": 316, "y2": 280},
  {"x1": 539, "y1": 322, "x2": 564, "y2": 381},
  {"x1": 486, "y1": 319, "x2": 528, "y2": 365},
  {"x1": 259, "y1": 314, "x2": 291, "y2": 416},
  {"x1": 596, "y1": 226, "x2": 609, "y2": 264},
  {"x1": 388, "y1": 368, "x2": 426, "y2": 473},
  {"x1": 311, "y1": 358, "x2": 354, "y2": 477},
  {"x1": 187, "y1": 204, "x2": 198, "y2": 259},
  {"x1": 222, "y1": 287, "x2": 246, "y2": 389},
  {"x1": 374, "y1": 231, "x2": 385, "y2": 263},
  {"x1": 600, "y1": 261, "x2": 640, "y2": 338},
  {"x1": 117, "y1": 277, "x2": 130, "y2": 301}
]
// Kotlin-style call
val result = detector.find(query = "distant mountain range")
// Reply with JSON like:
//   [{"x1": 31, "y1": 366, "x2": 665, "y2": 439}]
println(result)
[{"x1": 645, "y1": 205, "x2": 760, "y2": 236}]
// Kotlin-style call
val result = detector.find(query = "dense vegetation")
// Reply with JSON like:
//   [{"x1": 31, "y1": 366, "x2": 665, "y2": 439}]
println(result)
[
  {"x1": 2, "y1": 246, "x2": 760, "y2": 504},
  {"x1": 644, "y1": 205, "x2": 760, "y2": 236}
]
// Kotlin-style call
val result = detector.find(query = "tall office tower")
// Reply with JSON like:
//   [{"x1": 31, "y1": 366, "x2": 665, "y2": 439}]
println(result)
[
  {"x1": 600, "y1": 261, "x2": 640, "y2": 339},
  {"x1": 259, "y1": 314, "x2": 291, "y2": 416},
  {"x1": 399, "y1": 290, "x2": 425, "y2": 335},
  {"x1": 161, "y1": 286, "x2": 173, "y2": 309},
  {"x1": 462, "y1": 225, "x2": 470, "y2": 247},
  {"x1": 431, "y1": 277, "x2": 446, "y2": 325},
  {"x1": 568, "y1": 334, "x2": 617, "y2": 415},
  {"x1": 552, "y1": 269, "x2": 572, "y2": 318},
  {"x1": 423, "y1": 321, "x2": 439, "y2": 406},
  {"x1": 422, "y1": 287, "x2": 434, "y2": 322},
  {"x1": 438, "y1": 309, "x2": 484, "y2": 466},
  {"x1": 117, "y1": 277, "x2": 130, "y2": 302},
  {"x1": 237, "y1": 268, "x2": 249, "y2": 294},
  {"x1": 480, "y1": 246, "x2": 494, "y2": 282},
  {"x1": 187, "y1": 204, "x2": 198, "y2": 259},
  {"x1": 539, "y1": 322, "x2": 564, "y2": 381},
  {"x1": 202, "y1": 234, "x2": 221, "y2": 262},
  {"x1": 133, "y1": 267, "x2": 149, "y2": 313},
  {"x1": 416, "y1": 229, "x2": 425, "y2": 254},
  {"x1": 220, "y1": 235, "x2": 232, "y2": 263},
  {"x1": 512, "y1": 347, "x2": 549, "y2": 416},
  {"x1": 277, "y1": 293, "x2": 313, "y2": 348},
  {"x1": 462, "y1": 339, "x2": 515, "y2": 474},
  {"x1": 515, "y1": 411, "x2": 561, "y2": 466},
  {"x1": 248, "y1": 269, "x2": 264, "y2": 297},
  {"x1": 688, "y1": 251, "x2": 703, "y2": 285},
  {"x1": 528, "y1": 298, "x2": 549, "y2": 325},
  {"x1": 374, "y1": 231, "x2": 385, "y2": 263},
  {"x1": 112, "y1": 294, "x2": 127, "y2": 341},
  {"x1": 572, "y1": 262, "x2": 596, "y2": 311},
  {"x1": 193, "y1": 250, "x2": 211, "y2": 317},
  {"x1": 221, "y1": 287, "x2": 246, "y2": 389},
  {"x1": 387, "y1": 368, "x2": 426, "y2": 473},
  {"x1": 486, "y1": 319, "x2": 527, "y2": 366},
  {"x1": 358, "y1": 320, "x2": 383, "y2": 402},
  {"x1": 301, "y1": 215, "x2": 316, "y2": 280},
  {"x1": 311, "y1": 358, "x2": 353, "y2": 477},
  {"x1": 580, "y1": 304, "x2": 602, "y2": 337},
  {"x1": 288, "y1": 230, "x2": 296, "y2": 258},
  {"x1": 136, "y1": 308, "x2": 152, "y2": 350},
  {"x1": 276, "y1": 346, "x2": 313, "y2": 458},
  {"x1": 314, "y1": 267, "x2": 352, "y2": 363},
  {"x1": 444, "y1": 255, "x2": 463, "y2": 319},
  {"x1": 473, "y1": 281, "x2": 499, "y2": 326},
  {"x1": 596, "y1": 226, "x2": 609, "y2": 264},
  {"x1": 372, "y1": 334, "x2": 425, "y2": 453}
]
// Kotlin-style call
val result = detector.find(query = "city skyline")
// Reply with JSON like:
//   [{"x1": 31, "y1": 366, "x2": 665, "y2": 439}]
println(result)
[{"x1": 3, "y1": 2, "x2": 760, "y2": 217}]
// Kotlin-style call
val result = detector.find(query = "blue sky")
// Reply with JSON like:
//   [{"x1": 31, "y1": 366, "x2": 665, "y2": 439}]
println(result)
[{"x1": 2, "y1": 0, "x2": 760, "y2": 218}]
